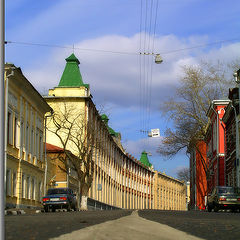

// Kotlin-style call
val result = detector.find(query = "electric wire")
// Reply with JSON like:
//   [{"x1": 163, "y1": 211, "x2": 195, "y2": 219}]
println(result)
[
  {"x1": 5, "y1": 37, "x2": 240, "y2": 56},
  {"x1": 146, "y1": 0, "x2": 159, "y2": 148}
]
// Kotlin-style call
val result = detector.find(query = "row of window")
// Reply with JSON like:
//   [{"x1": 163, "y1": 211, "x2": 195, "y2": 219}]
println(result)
[
  {"x1": 7, "y1": 109, "x2": 44, "y2": 162},
  {"x1": 6, "y1": 168, "x2": 43, "y2": 202}
]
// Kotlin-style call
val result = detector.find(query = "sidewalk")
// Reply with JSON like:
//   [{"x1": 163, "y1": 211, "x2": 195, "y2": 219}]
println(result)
[{"x1": 49, "y1": 211, "x2": 205, "y2": 240}]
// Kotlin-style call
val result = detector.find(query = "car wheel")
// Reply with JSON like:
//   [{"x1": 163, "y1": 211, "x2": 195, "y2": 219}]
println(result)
[
  {"x1": 44, "y1": 206, "x2": 49, "y2": 212},
  {"x1": 231, "y1": 208, "x2": 237, "y2": 213},
  {"x1": 67, "y1": 204, "x2": 71, "y2": 212},
  {"x1": 214, "y1": 205, "x2": 219, "y2": 212},
  {"x1": 207, "y1": 205, "x2": 212, "y2": 212}
]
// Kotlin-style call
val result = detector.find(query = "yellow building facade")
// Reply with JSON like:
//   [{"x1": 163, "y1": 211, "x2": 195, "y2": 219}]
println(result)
[
  {"x1": 153, "y1": 171, "x2": 186, "y2": 210},
  {"x1": 5, "y1": 64, "x2": 52, "y2": 209},
  {"x1": 44, "y1": 54, "x2": 186, "y2": 210}
]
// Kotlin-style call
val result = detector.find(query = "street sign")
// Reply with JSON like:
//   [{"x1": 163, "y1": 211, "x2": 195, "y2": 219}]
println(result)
[
  {"x1": 150, "y1": 129, "x2": 160, "y2": 137},
  {"x1": 97, "y1": 184, "x2": 102, "y2": 191}
]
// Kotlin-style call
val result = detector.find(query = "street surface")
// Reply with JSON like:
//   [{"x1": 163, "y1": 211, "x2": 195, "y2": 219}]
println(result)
[{"x1": 5, "y1": 210, "x2": 240, "y2": 240}]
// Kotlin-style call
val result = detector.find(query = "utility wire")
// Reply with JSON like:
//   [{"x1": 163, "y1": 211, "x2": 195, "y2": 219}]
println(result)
[
  {"x1": 5, "y1": 37, "x2": 240, "y2": 56},
  {"x1": 5, "y1": 40, "x2": 138, "y2": 55}
]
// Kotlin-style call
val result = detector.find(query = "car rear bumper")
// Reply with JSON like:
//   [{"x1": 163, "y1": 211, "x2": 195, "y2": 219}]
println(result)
[
  {"x1": 43, "y1": 201, "x2": 69, "y2": 209},
  {"x1": 217, "y1": 202, "x2": 240, "y2": 209}
]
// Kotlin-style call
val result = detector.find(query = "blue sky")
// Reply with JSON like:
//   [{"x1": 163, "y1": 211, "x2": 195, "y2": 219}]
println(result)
[{"x1": 5, "y1": 0, "x2": 240, "y2": 178}]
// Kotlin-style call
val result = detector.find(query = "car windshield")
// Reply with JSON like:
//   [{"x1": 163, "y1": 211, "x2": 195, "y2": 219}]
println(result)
[
  {"x1": 47, "y1": 188, "x2": 68, "y2": 195},
  {"x1": 218, "y1": 187, "x2": 236, "y2": 194}
]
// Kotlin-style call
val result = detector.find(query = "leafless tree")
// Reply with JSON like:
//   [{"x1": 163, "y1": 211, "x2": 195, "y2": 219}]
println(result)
[
  {"x1": 47, "y1": 102, "x2": 101, "y2": 209},
  {"x1": 158, "y1": 60, "x2": 239, "y2": 172},
  {"x1": 176, "y1": 167, "x2": 190, "y2": 183}
]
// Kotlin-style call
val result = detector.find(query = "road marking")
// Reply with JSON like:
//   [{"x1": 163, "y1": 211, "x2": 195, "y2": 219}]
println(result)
[{"x1": 49, "y1": 211, "x2": 205, "y2": 240}]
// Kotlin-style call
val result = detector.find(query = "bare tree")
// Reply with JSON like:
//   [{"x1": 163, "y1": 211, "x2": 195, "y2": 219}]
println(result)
[
  {"x1": 158, "y1": 60, "x2": 239, "y2": 168},
  {"x1": 176, "y1": 167, "x2": 190, "y2": 183},
  {"x1": 47, "y1": 102, "x2": 101, "y2": 209}
]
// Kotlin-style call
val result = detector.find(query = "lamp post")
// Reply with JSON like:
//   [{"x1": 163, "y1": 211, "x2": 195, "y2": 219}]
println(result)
[{"x1": 234, "y1": 69, "x2": 240, "y2": 187}]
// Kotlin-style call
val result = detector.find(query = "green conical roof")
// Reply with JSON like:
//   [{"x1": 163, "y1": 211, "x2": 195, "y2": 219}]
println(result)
[
  {"x1": 140, "y1": 151, "x2": 152, "y2": 167},
  {"x1": 58, "y1": 53, "x2": 88, "y2": 87},
  {"x1": 101, "y1": 114, "x2": 119, "y2": 137}
]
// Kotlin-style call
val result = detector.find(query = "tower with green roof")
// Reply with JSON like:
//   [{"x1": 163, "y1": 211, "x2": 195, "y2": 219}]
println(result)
[
  {"x1": 47, "y1": 53, "x2": 89, "y2": 98},
  {"x1": 58, "y1": 53, "x2": 89, "y2": 88},
  {"x1": 140, "y1": 151, "x2": 152, "y2": 168}
]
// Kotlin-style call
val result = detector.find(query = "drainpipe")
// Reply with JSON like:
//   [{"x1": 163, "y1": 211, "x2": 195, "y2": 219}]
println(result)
[
  {"x1": 4, "y1": 68, "x2": 15, "y2": 195},
  {"x1": 43, "y1": 111, "x2": 53, "y2": 196},
  {"x1": 211, "y1": 104, "x2": 219, "y2": 186}
]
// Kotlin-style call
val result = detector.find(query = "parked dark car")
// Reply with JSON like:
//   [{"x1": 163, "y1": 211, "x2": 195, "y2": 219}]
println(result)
[
  {"x1": 42, "y1": 188, "x2": 77, "y2": 212},
  {"x1": 207, "y1": 186, "x2": 240, "y2": 212}
]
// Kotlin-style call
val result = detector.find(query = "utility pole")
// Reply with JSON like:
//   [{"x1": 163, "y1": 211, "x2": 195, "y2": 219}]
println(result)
[{"x1": 0, "y1": 0, "x2": 5, "y2": 239}]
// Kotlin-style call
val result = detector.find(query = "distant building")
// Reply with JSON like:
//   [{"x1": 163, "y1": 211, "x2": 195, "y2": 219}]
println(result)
[
  {"x1": 153, "y1": 171, "x2": 186, "y2": 210},
  {"x1": 5, "y1": 64, "x2": 52, "y2": 209}
]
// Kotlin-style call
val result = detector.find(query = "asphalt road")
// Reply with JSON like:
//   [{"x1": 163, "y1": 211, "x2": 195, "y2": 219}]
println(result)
[
  {"x1": 139, "y1": 210, "x2": 240, "y2": 240},
  {"x1": 5, "y1": 210, "x2": 240, "y2": 240},
  {"x1": 5, "y1": 210, "x2": 132, "y2": 240}
]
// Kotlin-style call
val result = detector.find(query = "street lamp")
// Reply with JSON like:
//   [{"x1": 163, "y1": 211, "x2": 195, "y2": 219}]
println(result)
[{"x1": 155, "y1": 54, "x2": 163, "y2": 64}]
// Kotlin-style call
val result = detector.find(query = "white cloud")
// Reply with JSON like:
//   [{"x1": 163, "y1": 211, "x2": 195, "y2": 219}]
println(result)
[
  {"x1": 25, "y1": 34, "x2": 240, "y2": 113},
  {"x1": 123, "y1": 136, "x2": 162, "y2": 159}
]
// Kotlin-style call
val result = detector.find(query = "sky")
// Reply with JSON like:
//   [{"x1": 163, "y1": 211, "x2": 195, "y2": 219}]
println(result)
[{"x1": 5, "y1": 0, "x2": 240, "y2": 178}]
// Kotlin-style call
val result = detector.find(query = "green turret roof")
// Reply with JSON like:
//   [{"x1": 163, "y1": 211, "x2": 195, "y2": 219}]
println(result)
[
  {"x1": 140, "y1": 151, "x2": 152, "y2": 167},
  {"x1": 101, "y1": 114, "x2": 119, "y2": 137},
  {"x1": 58, "y1": 53, "x2": 88, "y2": 88}
]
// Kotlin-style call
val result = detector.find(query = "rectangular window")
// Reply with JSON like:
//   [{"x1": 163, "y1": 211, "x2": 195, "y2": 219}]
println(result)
[
  {"x1": 31, "y1": 178, "x2": 35, "y2": 200},
  {"x1": 26, "y1": 176, "x2": 30, "y2": 199},
  {"x1": 39, "y1": 134, "x2": 43, "y2": 161},
  {"x1": 22, "y1": 174, "x2": 25, "y2": 198},
  {"x1": 39, "y1": 181, "x2": 42, "y2": 201},
  {"x1": 14, "y1": 117, "x2": 17, "y2": 147},
  {"x1": 20, "y1": 121, "x2": 24, "y2": 148},
  {"x1": 26, "y1": 125, "x2": 29, "y2": 153},
  {"x1": 12, "y1": 172, "x2": 17, "y2": 197},
  {"x1": 6, "y1": 169, "x2": 11, "y2": 196},
  {"x1": 7, "y1": 112, "x2": 12, "y2": 144}
]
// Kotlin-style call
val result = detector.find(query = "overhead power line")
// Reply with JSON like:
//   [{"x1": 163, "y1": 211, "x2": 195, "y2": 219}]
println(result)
[
  {"x1": 4, "y1": 40, "x2": 137, "y2": 56},
  {"x1": 4, "y1": 37, "x2": 240, "y2": 56}
]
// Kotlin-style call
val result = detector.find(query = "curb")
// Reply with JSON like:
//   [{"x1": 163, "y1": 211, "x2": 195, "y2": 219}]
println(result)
[
  {"x1": 5, "y1": 209, "x2": 43, "y2": 215},
  {"x1": 5, "y1": 209, "x2": 26, "y2": 215}
]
